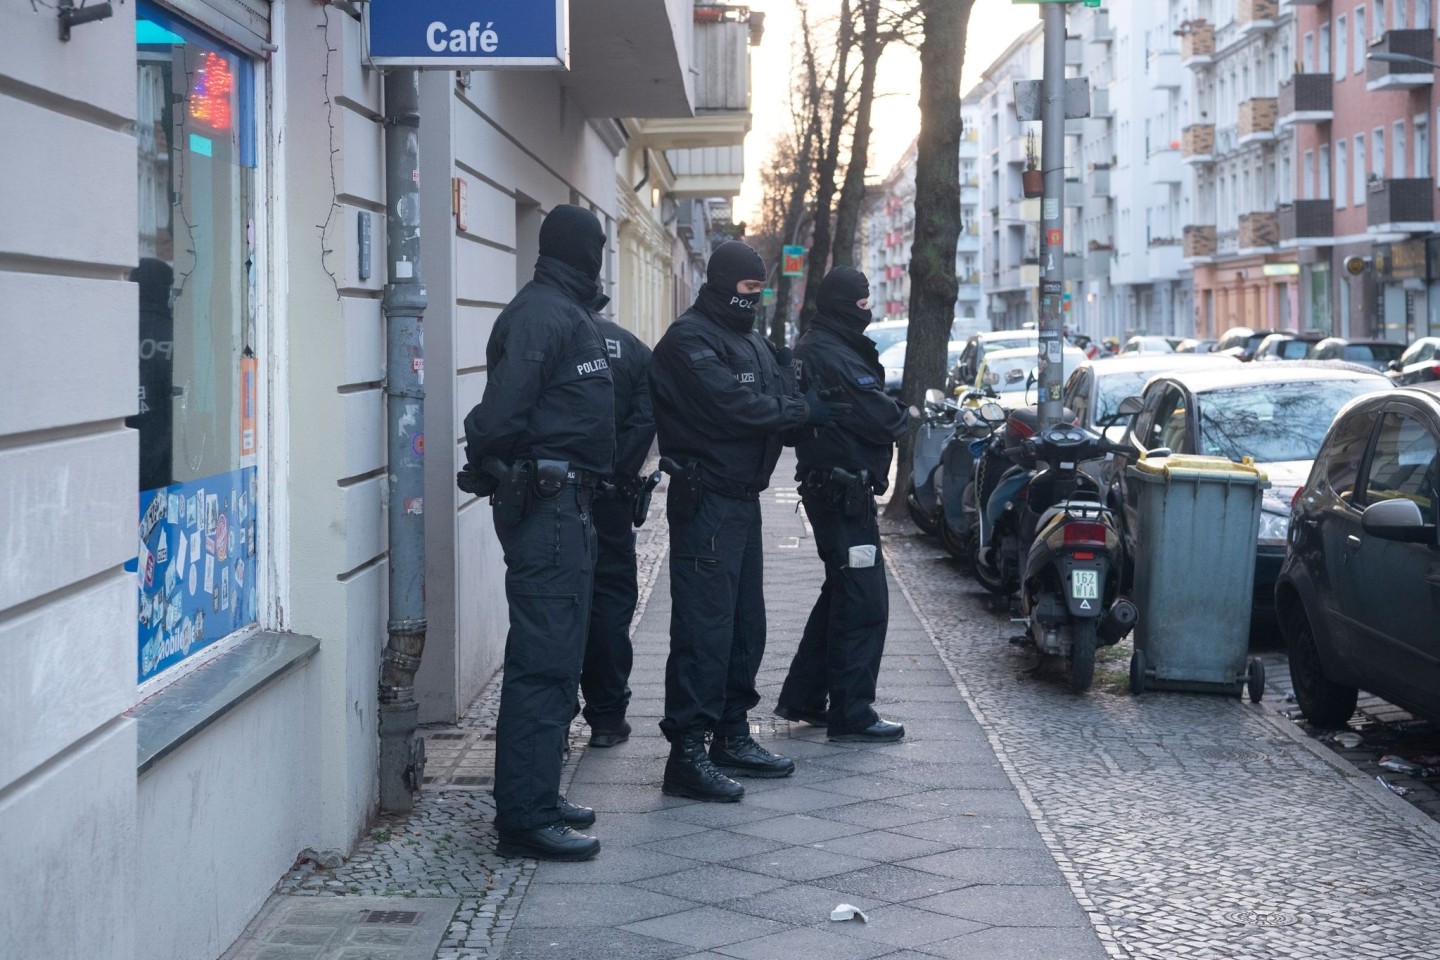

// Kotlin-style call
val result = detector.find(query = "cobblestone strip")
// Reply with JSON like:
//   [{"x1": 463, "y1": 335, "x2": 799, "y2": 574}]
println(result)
[
  {"x1": 886, "y1": 531, "x2": 1440, "y2": 960},
  {"x1": 260, "y1": 505, "x2": 671, "y2": 960},
  {"x1": 886, "y1": 540, "x2": 1133, "y2": 960}
]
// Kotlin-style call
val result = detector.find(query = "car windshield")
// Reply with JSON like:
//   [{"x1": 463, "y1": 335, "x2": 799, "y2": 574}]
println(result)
[
  {"x1": 867, "y1": 326, "x2": 908, "y2": 354},
  {"x1": 1196, "y1": 380, "x2": 1387, "y2": 463},
  {"x1": 1095, "y1": 371, "x2": 1159, "y2": 422},
  {"x1": 1344, "y1": 343, "x2": 1403, "y2": 363},
  {"x1": 1274, "y1": 339, "x2": 1311, "y2": 359},
  {"x1": 985, "y1": 335, "x2": 1037, "y2": 353},
  {"x1": 879, "y1": 341, "x2": 906, "y2": 367},
  {"x1": 982, "y1": 356, "x2": 1036, "y2": 393}
]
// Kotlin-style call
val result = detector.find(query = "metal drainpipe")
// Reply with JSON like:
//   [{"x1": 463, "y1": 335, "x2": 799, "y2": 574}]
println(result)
[{"x1": 377, "y1": 67, "x2": 428, "y2": 814}]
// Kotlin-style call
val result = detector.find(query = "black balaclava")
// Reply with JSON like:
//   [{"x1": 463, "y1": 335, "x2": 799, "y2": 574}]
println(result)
[
  {"x1": 538, "y1": 204, "x2": 606, "y2": 281},
  {"x1": 697, "y1": 240, "x2": 767, "y2": 332},
  {"x1": 816, "y1": 266, "x2": 873, "y2": 334}
]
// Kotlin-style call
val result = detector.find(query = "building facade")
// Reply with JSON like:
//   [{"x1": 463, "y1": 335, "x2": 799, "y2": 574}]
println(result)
[{"x1": 1, "y1": 3, "x2": 755, "y2": 958}]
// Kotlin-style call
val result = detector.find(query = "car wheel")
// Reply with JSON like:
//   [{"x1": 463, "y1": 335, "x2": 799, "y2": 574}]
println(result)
[{"x1": 1287, "y1": 615, "x2": 1357, "y2": 728}]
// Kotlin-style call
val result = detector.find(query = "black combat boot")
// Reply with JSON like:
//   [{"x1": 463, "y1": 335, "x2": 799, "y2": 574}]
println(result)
[
  {"x1": 709, "y1": 734, "x2": 796, "y2": 778},
  {"x1": 662, "y1": 729, "x2": 745, "y2": 802}
]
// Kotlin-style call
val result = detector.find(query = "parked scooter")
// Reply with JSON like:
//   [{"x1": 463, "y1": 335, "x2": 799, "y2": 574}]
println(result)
[
  {"x1": 935, "y1": 398, "x2": 1005, "y2": 561},
  {"x1": 904, "y1": 389, "x2": 957, "y2": 536},
  {"x1": 968, "y1": 405, "x2": 1044, "y2": 596},
  {"x1": 1016, "y1": 403, "x2": 1144, "y2": 691}
]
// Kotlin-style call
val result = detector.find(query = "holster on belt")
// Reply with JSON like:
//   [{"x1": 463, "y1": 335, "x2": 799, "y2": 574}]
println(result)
[
  {"x1": 533, "y1": 459, "x2": 570, "y2": 500},
  {"x1": 660, "y1": 456, "x2": 704, "y2": 520},
  {"x1": 632, "y1": 470, "x2": 662, "y2": 527},
  {"x1": 802, "y1": 466, "x2": 873, "y2": 519},
  {"x1": 484, "y1": 456, "x2": 534, "y2": 519}
]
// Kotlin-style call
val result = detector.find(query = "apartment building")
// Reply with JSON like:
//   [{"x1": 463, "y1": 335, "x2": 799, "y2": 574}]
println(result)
[{"x1": 1289, "y1": 0, "x2": 1440, "y2": 341}]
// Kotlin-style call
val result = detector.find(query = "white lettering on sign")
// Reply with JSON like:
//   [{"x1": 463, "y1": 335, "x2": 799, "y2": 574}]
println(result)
[{"x1": 427, "y1": 20, "x2": 500, "y2": 54}]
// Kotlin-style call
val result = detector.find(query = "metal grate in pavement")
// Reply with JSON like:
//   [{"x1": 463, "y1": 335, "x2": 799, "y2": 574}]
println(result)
[{"x1": 220, "y1": 896, "x2": 457, "y2": 960}]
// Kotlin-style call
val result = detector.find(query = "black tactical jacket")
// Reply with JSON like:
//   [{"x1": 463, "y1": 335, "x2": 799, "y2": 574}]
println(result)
[
  {"x1": 649, "y1": 305, "x2": 808, "y2": 495},
  {"x1": 592, "y1": 314, "x2": 656, "y2": 480},
  {"x1": 463, "y1": 257, "x2": 616, "y2": 474},
  {"x1": 793, "y1": 318, "x2": 909, "y2": 492}
]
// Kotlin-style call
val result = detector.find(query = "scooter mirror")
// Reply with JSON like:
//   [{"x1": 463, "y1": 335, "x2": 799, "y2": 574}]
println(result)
[
  {"x1": 908, "y1": 405, "x2": 922, "y2": 419},
  {"x1": 1116, "y1": 395, "x2": 1144, "y2": 416},
  {"x1": 924, "y1": 388, "x2": 945, "y2": 407},
  {"x1": 978, "y1": 401, "x2": 1006, "y2": 423},
  {"x1": 961, "y1": 409, "x2": 979, "y2": 428}
]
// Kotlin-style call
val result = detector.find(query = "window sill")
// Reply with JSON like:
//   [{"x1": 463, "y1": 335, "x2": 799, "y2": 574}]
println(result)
[{"x1": 130, "y1": 631, "x2": 320, "y2": 775}]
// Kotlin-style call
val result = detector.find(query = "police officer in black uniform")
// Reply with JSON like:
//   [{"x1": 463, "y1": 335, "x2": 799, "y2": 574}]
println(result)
[
  {"x1": 580, "y1": 304, "x2": 656, "y2": 749},
  {"x1": 776, "y1": 266, "x2": 908, "y2": 742},
  {"x1": 460, "y1": 204, "x2": 615, "y2": 861},
  {"x1": 649, "y1": 241, "x2": 850, "y2": 801}
]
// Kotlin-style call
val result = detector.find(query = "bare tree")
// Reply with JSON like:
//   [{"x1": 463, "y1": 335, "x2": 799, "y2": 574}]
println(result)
[
  {"x1": 884, "y1": 0, "x2": 974, "y2": 520},
  {"x1": 830, "y1": 0, "x2": 886, "y2": 268}
]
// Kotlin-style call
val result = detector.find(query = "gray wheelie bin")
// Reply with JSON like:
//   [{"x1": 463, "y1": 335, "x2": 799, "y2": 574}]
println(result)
[{"x1": 1125, "y1": 455, "x2": 1269, "y2": 701}]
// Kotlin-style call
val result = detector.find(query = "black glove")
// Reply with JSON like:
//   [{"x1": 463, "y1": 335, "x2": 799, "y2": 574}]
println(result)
[
  {"x1": 456, "y1": 465, "x2": 498, "y2": 497},
  {"x1": 803, "y1": 386, "x2": 852, "y2": 427}
]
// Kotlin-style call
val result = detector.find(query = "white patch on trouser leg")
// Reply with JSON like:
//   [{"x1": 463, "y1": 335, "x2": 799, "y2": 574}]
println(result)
[{"x1": 847, "y1": 544, "x2": 877, "y2": 569}]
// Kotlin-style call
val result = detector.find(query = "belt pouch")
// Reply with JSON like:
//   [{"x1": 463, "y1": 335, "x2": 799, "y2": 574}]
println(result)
[{"x1": 533, "y1": 459, "x2": 569, "y2": 500}]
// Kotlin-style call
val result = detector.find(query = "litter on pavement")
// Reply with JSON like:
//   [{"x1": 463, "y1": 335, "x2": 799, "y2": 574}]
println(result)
[
  {"x1": 1377, "y1": 776, "x2": 1413, "y2": 797},
  {"x1": 830, "y1": 904, "x2": 869, "y2": 923}
]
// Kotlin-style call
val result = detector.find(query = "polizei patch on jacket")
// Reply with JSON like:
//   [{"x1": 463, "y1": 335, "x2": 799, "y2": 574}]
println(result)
[
  {"x1": 577, "y1": 357, "x2": 610, "y2": 376},
  {"x1": 856, "y1": 375, "x2": 878, "y2": 386},
  {"x1": 737, "y1": 372, "x2": 756, "y2": 383}
]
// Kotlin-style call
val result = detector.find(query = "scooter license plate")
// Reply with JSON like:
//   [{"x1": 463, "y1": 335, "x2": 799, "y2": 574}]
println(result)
[{"x1": 1071, "y1": 570, "x2": 1100, "y2": 601}]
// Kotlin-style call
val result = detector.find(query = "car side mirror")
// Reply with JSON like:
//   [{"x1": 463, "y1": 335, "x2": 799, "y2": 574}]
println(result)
[
  {"x1": 1116, "y1": 396, "x2": 1145, "y2": 416},
  {"x1": 1387, "y1": 359, "x2": 1401, "y2": 372},
  {"x1": 1361, "y1": 498, "x2": 1435, "y2": 544},
  {"x1": 1145, "y1": 447, "x2": 1173, "y2": 459}
]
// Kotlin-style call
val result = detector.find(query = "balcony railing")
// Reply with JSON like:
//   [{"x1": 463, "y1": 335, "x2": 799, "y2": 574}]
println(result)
[
  {"x1": 1238, "y1": 0, "x2": 1279, "y2": 35},
  {"x1": 1086, "y1": 249, "x2": 1113, "y2": 278},
  {"x1": 1238, "y1": 98, "x2": 1278, "y2": 145},
  {"x1": 1091, "y1": 166, "x2": 1112, "y2": 198},
  {"x1": 1148, "y1": 148, "x2": 1184, "y2": 184},
  {"x1": 1090, "y1": 11, "x2": 1114, "y2": 44},
  {"x1": 1238, "y1": 211, "x2": 1280, "y2": 250},
  {"x1": 1182, "y1": 124, "x2": 1215, "y2": 164},
  {"x1": 1277, "y1": 74, "x2": 1334, "y2": 126},
  {"x1": 1368, "y1": 32, "x2": 1437, "y2": 91},
  {"x1": 1368, "y1": 178, "x2": 1435, "y2": 230},
  {"x1": 1278, "y1": 200, "x2": 1335, "y2": 243},
  {"x1": 1184, "y1": 225, "x2": 1217, "y2": 259},
  {"x1": 1091, "y1": 86, "x2": 1113, "y2": 119},
  {"x1": 1181, "y1": 23, "x2": 1215, "y2": 67}
]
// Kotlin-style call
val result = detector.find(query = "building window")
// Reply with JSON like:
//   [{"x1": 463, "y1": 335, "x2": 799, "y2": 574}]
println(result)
[
  {"x1": 1355, "y1": 135, "x2": 1367, "y2": 204},
  {"x1": 1304, "y1": 150, "x2": 1316, "y2": 200},
  {"x1": 132, "y1": 2, "x2": 261, "y2": 683},
  {"x1": 1354, "y1": 8, "x2": 1366, "y2": 74},
  {"x1": 1320, "y1": 144, "x2": 1332, "y2": 200},
  {"x1": 1319, "y1": 24, "x2": 1332, "y2": 74},
  {"x1": 1417, "y1": 115, "x2": 1430, "y2": 178},
  {"x1": 1373, "y1": 127, "x2": 1386, "y2": 179},
  {"x1": 1375, "y1": 0, "x2": 1387, "y2": 36},
  {"x1": 1394, "y1": 121, "x2": 1407, "y2": 178},
  {"x1": 1303, "y1": 33, "x2": 1315, "y2": 73},
  {"x1": 1419, "y1": 0, "x2": 1432, "y2": 30},
  {"x1": 1336, "y1": 140, "x2": 1348, "y2": 208},
  {"x1": 1394, "y1": 0, "x2": 1406, "y2": 28},
  {"x1": 1336, "y1": 17, "x2": 1348, "y2": 78}
]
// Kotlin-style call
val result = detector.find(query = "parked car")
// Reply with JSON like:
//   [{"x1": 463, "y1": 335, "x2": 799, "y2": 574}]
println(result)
[
  {"x1": 883, "y1": 339, "x2": 967, "y2": 396},
  {"x1": 1121, "y1": 335, "x2": 1176, "y2": 355},
  {"x1": 1387, "y1": 337, "x2": 1440, "y2": 385},
  {"x1": 1307, "y1": 337, "x2": 1405, "y2": 372},
  {"x1": 863, "y1": 318, "x2": 909, "y2": 356},
  {"x1": 1062, "y1": 353, "x2": 1238, "y2": 441},
  {"x1": 968, "y1": 344, "x2": 1086, "y2": 410},
  {"x1": 1112, "y1": 363, "x2": 1392, "y2": 629},
  {"x1": 1214, "y1": 326, "x2": 1279, "y2": 361},
  {"x1": 1277, "y1": 383, "x2": 1440, "y2": 727},
  {"x1": 948, "y1": 328, "x2": 1041, "y2": 394},
  {"x1": 1253, "y1": 332, "x2": 1324, "y2": 362},
  {"x1": 1175, "y1": 338, "x2": 1218, "y2": 354}
]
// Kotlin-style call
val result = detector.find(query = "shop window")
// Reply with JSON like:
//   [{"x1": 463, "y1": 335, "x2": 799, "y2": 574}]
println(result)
[{"x1": 129, "y1": 2, "x2": 260, "y2": 683}]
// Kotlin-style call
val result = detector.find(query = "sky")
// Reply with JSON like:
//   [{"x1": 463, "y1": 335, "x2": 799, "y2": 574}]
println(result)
[{"x1": 738, "y1": 0, "x2": 1041, "y2": 224}]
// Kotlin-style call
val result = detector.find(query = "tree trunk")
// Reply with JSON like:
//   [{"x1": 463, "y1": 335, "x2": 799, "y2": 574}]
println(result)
[
  {"x1": 831, "y1": 0, "x2": 884, "y2": 268},
  {"x1": 884, "y1": 0, "x2": 973, "y2": 521},
  {"x1": 769, "y1": 10, "x2": 824, "y2": 347},
  {"x1": 798, "y1": 0, "x2": 855, "y2": 331}
]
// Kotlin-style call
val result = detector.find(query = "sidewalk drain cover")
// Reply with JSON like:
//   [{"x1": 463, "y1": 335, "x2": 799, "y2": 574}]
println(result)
[
  {"x1": 361, "y1": 911, "x2": 420, "y2": 925},
  {"x1": 450, "y1": 775, "x2": 491, "y2": 786},
  {"x1": 1224, "y1": 911, "x2": 1298, "y2": 927},
  {"x1": 1197, "y1": 746, "x2": 1265, "y2": 762},
  {"x1": 222, "y1": 896, "x2": 458, "y2": 960},
  {"x1": 427, "y1": 733, "x2": 464, "y2": 741}
]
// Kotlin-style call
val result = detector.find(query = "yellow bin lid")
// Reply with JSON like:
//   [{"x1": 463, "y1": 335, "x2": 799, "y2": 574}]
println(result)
[{"x1": 1132, "y1": 454, "x2": 1270, "y2": 484}]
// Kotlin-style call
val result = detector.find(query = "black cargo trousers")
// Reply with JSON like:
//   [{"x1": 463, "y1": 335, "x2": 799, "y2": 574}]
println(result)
[
  {"x1": 491, "y1": 484, "x2": 596, "y2": 833},
  {"x1": 580, "y1": 492, "x2": 638, "y2": 731},
  {"x1": 779, "y1": 493, "x2": 888, "y2": 733},
  {"x1": 659, "y1": 490, "x2": 766, "y2": 742}
]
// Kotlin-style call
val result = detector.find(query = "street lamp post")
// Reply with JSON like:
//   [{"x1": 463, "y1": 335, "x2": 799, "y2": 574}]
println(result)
[{"x1": 1367, "y1": 51, "x2": 1440, "y2": 71}]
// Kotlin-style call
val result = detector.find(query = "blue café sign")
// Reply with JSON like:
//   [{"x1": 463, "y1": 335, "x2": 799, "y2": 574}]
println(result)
[{"x1": 368, "y1": 0, "x2": 569, "y2": 69}]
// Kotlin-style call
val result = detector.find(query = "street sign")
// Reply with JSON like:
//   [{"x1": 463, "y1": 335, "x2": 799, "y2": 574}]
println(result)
[
  {"x1": 368, "y1": 0, "x2": 569, "y2": 69},
  {"x1": 781, "y1": 246, "x2": 806, "y2": 278},
  {"x1": 762, "y1": 287, "x2": 776, "y2": 306}
]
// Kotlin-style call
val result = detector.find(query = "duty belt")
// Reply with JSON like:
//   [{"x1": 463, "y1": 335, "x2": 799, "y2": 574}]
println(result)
[{"x1": 565, "y1": 468, "x2": 602, "y2": 488}]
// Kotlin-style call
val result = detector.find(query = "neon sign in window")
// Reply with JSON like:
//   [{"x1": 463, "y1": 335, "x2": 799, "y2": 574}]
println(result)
[{"x1": 189, "y1": 51, "x2": 233, "y2": 131}]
